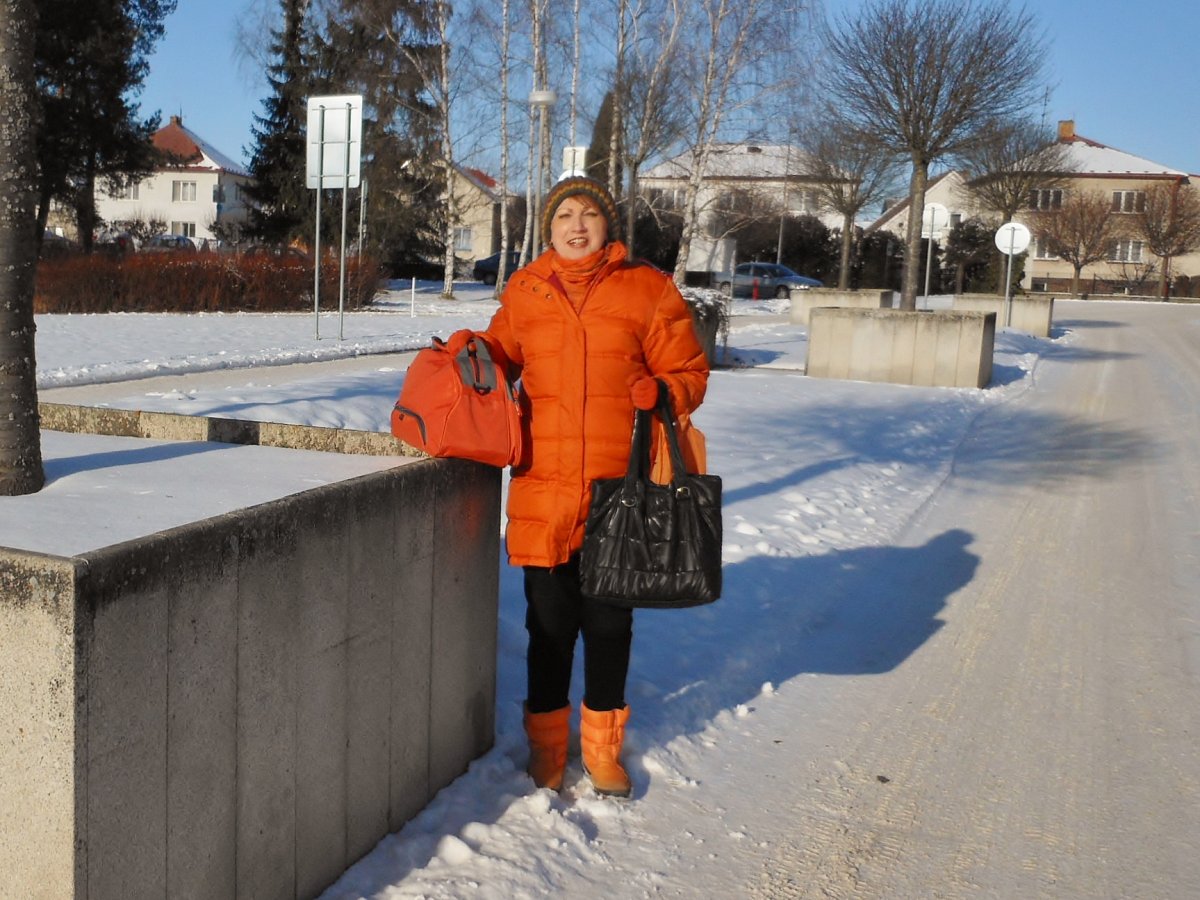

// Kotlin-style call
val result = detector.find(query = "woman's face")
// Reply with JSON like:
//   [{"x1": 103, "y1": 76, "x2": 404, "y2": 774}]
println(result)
[{"x1": 549, "y1": 196, "x2": 608, "y2": 260}]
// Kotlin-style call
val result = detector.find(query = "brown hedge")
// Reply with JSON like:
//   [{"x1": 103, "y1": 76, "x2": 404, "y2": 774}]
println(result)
[{"x1": 34, "y1": 252, "x2": 383, "y2": 314}]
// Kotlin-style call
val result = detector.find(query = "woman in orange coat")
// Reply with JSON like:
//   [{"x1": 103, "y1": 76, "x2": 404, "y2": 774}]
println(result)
[{"x1": 479, "y1": 176, "x2": 709, "y2": 797}]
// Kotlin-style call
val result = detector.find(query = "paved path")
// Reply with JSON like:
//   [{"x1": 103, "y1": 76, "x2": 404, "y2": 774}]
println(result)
[{"x1": 734, "y1": 300, "x2": 1200, "y2": 896}]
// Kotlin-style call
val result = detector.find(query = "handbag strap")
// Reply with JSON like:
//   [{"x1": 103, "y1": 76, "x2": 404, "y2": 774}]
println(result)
[
  {"x1": 453, "y1": 337, "x2": 498, "y2": 394},
  {"x1": 653, "y1": 382, "x2": 692, "y2": 487},
  {"x1": 622, "y1": 381, "x2": 692, "y2": 494}
]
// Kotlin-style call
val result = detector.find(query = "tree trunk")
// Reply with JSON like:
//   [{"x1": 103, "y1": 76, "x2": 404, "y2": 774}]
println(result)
[
  {"x1": 838, "y1": 211, "x2": 854, "y2": 288},
  {"x1": 0, "y1": 0, "x2": 45, "y2": 495},
  {"x1": 900, "y1": 158, "x2": 929, "y2": 310},
  {"x1": 625, "y1": 168, "x2": 639, "y2": 257}
]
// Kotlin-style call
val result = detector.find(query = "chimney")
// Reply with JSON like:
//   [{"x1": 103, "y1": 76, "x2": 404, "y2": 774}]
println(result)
[
  {"x1": 170, "y1": 115, "x2": 182, "y2": 126},
  {"x1": 1057, "y1": 119, "x2": 1075, "y2": 141}
]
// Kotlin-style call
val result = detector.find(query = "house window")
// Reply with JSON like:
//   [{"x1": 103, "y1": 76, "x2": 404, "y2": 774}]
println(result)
[
  {"x1": 172, "y1": 180, "x2": 197, "y2": 202},
  {"x1": 791, "y1": 189, "x2": 819, "y2": 214},
  {"x1": 454, "y1": 226, "x2": 473, "y2": 252},
  {"x1": 114, "y1": 182, "x2": 139, "y2": 200},
  {"x1": 1029, "y1": 188, "x2": 1062, "y2": 211},
  {"x1": 1033, "y1": 236, "x2": 1059, "y2": 260},
  {"x1": 171, "y1": 221, "x2": 196, "y2": 238},
  {"x1": 212, "y1": 184, "x2": 226, "y2": 204},
  {"x1": 1111, "y1": 190, "x2": 1145, "y2": 213},
  {"x1": 1109, "y1": 239, "x2": 1144, "y2": 262}
]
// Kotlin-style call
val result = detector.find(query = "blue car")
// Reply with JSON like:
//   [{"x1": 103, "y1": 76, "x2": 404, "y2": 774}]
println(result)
[{"x1": 715, "y1": 262, "x2": 822, "y2": 298}]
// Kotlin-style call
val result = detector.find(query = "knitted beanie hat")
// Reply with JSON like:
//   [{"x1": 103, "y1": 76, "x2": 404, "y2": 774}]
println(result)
[{"x1": 541, "y1": 176, "x2": 620, "y2": 247}]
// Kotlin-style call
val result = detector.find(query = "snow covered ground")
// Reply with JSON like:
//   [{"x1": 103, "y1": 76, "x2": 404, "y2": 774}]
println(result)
[{"x1": 21, "y1": 281, "x2": 1073, "y2": 897}]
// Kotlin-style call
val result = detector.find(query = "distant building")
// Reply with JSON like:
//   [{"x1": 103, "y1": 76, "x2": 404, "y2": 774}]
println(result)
[
  {"x1": 1022, "y1": 120, "x2": 1197, "y2": 296},
  {"x1": 93, "y1": 115, "x2": 253, "y2": 246},
  {"x1": 865, "y1": 121, "x2": 1200, "y2": 296},
  {"x1": 641, "y1": 143, "x2": 841, "y2": 228},
  {"x1": 867, "y1": 170, "x2": 970, "y2": 244},
  {"x1": 449, "y1": 164, "x2": 504, "y2": 265}
]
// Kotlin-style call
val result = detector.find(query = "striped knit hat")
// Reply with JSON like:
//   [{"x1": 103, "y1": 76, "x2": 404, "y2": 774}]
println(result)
[{"x1": 541, "y1": 176, "x2": 621, "y2": 247}]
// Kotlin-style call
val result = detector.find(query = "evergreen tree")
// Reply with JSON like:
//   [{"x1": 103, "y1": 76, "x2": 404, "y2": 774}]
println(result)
[
  {"x1": 244, "y1": 0, "x2": 314, "y2": 245},
  {"x1": 33, "y1": 0, "x2": 176, "y2": 250},
  {"x1": 318, "y1": 1, "x2": 443, "y2": 271},
  {"x1": 245, "y1": 0, "x2": 442, "y2": 268}
]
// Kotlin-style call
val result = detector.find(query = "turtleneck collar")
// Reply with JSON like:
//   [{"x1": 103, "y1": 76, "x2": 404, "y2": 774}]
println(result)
[{"x1": 548, "y1": 245, "x2": 613, "y2": 310}]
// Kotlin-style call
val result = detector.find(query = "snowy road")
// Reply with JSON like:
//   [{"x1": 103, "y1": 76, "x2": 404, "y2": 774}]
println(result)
[
  {"x1": 32, "y1": 300, "x2": 1200, "y2": 897},
  {"x1": 704, "y1": 301, "x2": 1200, "y2": 898}
]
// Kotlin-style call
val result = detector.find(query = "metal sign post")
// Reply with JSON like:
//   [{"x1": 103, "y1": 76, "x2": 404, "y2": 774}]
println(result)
[
  {"x1": 994, "y1": 221, "x2": 1032, "y2": 327},
  {"x1": 306, "y1": 95, "x2": 363, "y2": 340},
  {"x1": 921, "y1": 203, "x2": 949, "y2": 304}
]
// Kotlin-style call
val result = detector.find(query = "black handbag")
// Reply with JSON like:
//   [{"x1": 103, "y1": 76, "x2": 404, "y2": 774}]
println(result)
[{"x1": 580, "y1": 387, "x2": 722, "y2": 608}]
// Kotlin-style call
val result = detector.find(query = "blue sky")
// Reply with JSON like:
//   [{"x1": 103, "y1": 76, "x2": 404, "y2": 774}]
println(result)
[{"x1": 140, "y1": 0, "x2": 1200, "y2": 176}]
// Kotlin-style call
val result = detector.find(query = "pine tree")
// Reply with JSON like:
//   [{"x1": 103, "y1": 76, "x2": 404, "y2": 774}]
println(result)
[
  {"x1": 318, "y1": 0, "x2": 443, "y2": 272},
  {"x1": 244, "y1": 0, "x2": 314, "y2": 245},
  {"x1": 33, "y1": 0, "x2": 176, "y2": 251}
]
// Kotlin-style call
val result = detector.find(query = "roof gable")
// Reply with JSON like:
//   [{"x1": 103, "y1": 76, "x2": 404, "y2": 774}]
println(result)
[
  {"x1": 1055, "y1": 119, "x2": 1187, "y2": 177},
  {"x1": 152, "y1": 116, "x2": 248, "y2": 177}
]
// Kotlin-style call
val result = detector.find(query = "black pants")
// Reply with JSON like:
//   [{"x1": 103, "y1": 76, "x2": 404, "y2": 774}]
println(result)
[{"x1": 524, "y1": 555, "x2": 632, "y2": 714}]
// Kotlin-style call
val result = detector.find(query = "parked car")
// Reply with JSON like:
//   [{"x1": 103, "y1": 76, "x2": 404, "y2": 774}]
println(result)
[
  {"x1": 714, "y1": 262, "x2": 822, "y2": 298},
  {"x1": 39, "y1": 230, "x2": 77, "y2": 259},
  {"x1": 472, "y1": 250, "x2": 522, "y2": 286},
  {"x1": 142, "y1": 234, "x2": 197, "y2": 253},
  {"x1": 242, "y1": 243, "x2": 308, "y2": 260}
]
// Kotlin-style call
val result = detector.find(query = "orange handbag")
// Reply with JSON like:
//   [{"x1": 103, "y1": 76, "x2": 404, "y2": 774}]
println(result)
[{"x1": 390, "y1": 331, "x2": 524, "y2": 467}]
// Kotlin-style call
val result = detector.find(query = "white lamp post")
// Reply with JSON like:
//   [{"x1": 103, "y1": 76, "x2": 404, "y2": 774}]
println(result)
[{"x1": 528, "y1": 89, "x2": 557, "y2": 254}]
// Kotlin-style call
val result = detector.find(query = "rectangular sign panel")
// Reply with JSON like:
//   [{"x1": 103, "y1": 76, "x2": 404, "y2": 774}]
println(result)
[{"x1": 306, "y1": 95, "x2": 363, "y2": 189}]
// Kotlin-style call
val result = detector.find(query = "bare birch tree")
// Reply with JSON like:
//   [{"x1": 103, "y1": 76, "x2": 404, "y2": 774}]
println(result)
[
  {"x1": 496, "y1": 0, "x2": 514, "y2": 291},
  {"x1": 670, "y1": 0, "x2": 793, "y2": 285},
  {"x1": 620, "y1": 0, "x2": 686, "y2": 256},
  {"x1": 821, "y1": 0, "x2": 1048, "y2": 309},
  {"x1": 0, "y1": 0, "x2": 44, "y2": 495},
  {"x1": 1032, "y1": 188, "x2": 1121, "y2": 296},
  {"x1": 1136, "y1": 180, "x2": 1200, "y2": 299}
]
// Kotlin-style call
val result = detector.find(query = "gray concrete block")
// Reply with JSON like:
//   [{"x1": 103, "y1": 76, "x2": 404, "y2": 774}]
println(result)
[
  {"x1": 429, "y1": 463, "x2": 500, "y2": 791},
  {"x1": 165, "y1": 525, "x2": 239, "y2": 900},
  {"x1": 0, "y1": 553, "x2": 81, "y2": 900},
  {"x1": 236, "y1": 511, "x2": 301, "y2": 899},
  {"x1": 345, "y1": 480, "x2": 399, "y2": 863},
  {"x1": 1, "y1": 418, "x2": 502, "y2": 900},
  {"x1": 790, "y1": 288, "x2": 893, "y2": 327},
  {"x1": 388, "y1": 468, "x2": 436, "y2": 831},
  {"x1": 807, "y1": 308, "x2": 995, "y2": 389},
  {"x1": 953, "y1": 293, "x2": 1054, "y2": 337},
  {"x1": 81, "y1": 552, "x2": 170, "y2": 899}
]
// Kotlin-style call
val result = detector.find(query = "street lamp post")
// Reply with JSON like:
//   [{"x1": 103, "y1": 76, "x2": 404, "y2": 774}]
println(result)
[{"x1": 528, "y1": 89, "x2": 556, "y2": 255}]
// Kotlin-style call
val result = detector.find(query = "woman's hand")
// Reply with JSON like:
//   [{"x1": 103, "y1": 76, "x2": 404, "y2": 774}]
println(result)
[{"x1": 628, "y1": 374, "x2": 660, "y2": 410}]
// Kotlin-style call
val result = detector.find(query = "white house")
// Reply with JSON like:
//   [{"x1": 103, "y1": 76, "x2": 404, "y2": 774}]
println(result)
[
  {"x1": 639, "y1": 143, "x2": 847, "y2": 233},
  {"x1": 94, "y1": 115, "x2": 253, "y2": 245}
]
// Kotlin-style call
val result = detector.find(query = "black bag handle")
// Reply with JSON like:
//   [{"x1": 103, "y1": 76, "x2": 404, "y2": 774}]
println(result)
[{"x1": 622, "y1": 381, "x2": 692, "y2": 497}]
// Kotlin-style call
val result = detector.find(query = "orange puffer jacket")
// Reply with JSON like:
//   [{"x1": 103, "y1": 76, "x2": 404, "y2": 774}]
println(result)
[{"x1": 480, "y1": 241, "x2": 709, "y2": 569}]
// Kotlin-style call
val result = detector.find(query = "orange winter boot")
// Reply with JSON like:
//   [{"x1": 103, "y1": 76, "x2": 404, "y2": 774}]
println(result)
[
  {"x1": 580, "y1": 704, "x2": 632, "y2": 798},
  {"x1": 523, "y1": 704, "x2": 571, "y2": 791}
]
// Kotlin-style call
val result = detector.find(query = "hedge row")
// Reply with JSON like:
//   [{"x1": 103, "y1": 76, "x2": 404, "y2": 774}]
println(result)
[{"x1": 34, "y1": 252, "x2": 382, "y2": 314}]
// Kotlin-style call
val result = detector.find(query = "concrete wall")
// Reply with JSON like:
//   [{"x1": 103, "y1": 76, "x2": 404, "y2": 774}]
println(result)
[
  {"x1": 1, "y1": 417, "x2": 500, "y2": 900},
  {"x1": 789, "y1": 288, "x2": 895, "y2": 328},
  {"x1": 807, "y1": 308, "x2": 995, "y2": 389},
  {"x1": 952, "y1": 293, "x2": 1055, "y2": 337}
]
